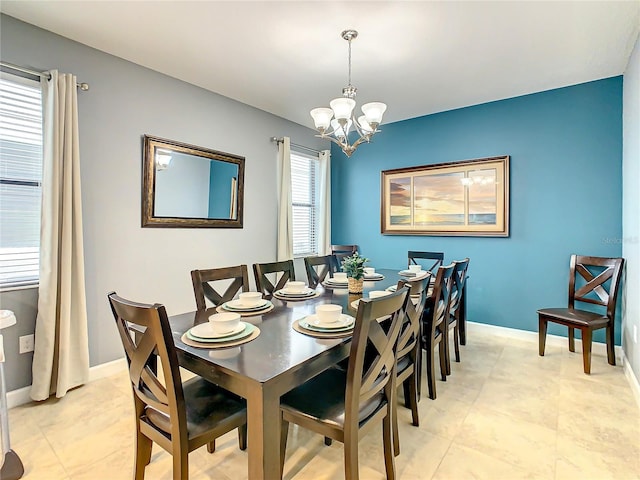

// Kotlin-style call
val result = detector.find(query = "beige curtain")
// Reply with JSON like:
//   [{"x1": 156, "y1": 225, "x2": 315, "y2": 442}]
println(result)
[
  {"x1": 276, "y1": 137, "x2": 293, "y2": 261},
  {"x1": 317, "y1": 149, "x2": 331, "y2": 255},
  {"x1": 31, "y1": 70, "x2": 89, "y2": 401}
]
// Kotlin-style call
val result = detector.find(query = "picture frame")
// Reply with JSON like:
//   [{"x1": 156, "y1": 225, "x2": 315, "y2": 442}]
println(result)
[{"x1": 381, "y1": 156, "x2": 509, "y2": 236}]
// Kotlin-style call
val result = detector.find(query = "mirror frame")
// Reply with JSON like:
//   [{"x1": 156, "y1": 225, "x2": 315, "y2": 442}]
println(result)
[{"x1": 142, "y1": 135, "x2": 245, "y2": 228}]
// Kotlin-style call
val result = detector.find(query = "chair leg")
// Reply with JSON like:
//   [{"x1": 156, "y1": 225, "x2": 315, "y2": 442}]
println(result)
[
  {"x1": 344, "y1": 433, "x2": 360, "y2": 480},
  {"x1": 172, "y1": 449, "x2": 188, "y2": 480},
  {"x1": 568, "y1": 327, "x2": 576, "y2": 352},
  {"x1": 402, "y1": 378, "x2": 411, "y2": 409},
  {"x1": 393, "y1": 387, "x2": 400, "y2": 457},
  {"x1": 408, "y1": 370, "x2": 419, "y2": 427},
  {"x1": 238, "y1": 424, "x2": 247, "y2": 451},
  {"x1": 606, "y1": 325, "x2": 616, "y2": 366},
  {"x1": 425, "y1": 342, "x2": 437, "y2": 400},
  {"x1": 280, "y1": 418, "x2": 289, "y2": 479},
  {"x1": 444, "y1": 325, "x2": 451, "y2": 376},
  {"x1": 206, "y1": 440, "x2": 215, "y2": 453},
  {"x1": 134, "y1": 431, "x2": 152, "y2": 480},
  {"x1": 538, "y1": 317, "x2": 547, "y2": 356},
  {"x1": 324, "y1": 436, "x2": 333, "y2": 446},
  {"x1": 438, "y1": 340, "x2": 447, "y2": 382},
  {"x1": 383, "y1": 408, "x2": 397, "y2": 480},
  {"x1": 416, "y1": 346, "x2": 422, "y2": 400},
  {"x1": 453, "y1": 323, "x2": 460, "y2": 363},
  {"x1": 582, "y1": 328, "x2": 592, "y2": 374}
]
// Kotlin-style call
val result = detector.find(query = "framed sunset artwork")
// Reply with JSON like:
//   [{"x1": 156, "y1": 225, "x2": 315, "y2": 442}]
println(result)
[{"x1": 381, "y1": 156, "x2": 509, "y2": 236}]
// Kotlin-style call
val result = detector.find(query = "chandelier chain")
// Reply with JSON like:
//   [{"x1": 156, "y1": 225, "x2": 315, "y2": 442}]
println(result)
[{"x1": 347, "y1": 37, "x2": 352, "y2": 87}]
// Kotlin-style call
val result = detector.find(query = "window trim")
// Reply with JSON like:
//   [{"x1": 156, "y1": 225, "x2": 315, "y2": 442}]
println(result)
[{"x1": 290, "y1": 149, "x2": 319, "y2": 258}]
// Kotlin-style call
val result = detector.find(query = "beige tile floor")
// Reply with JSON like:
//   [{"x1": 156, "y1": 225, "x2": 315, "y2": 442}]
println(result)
[{"x1": 8, "y1": 328, "x2": 640, "y2": 480}]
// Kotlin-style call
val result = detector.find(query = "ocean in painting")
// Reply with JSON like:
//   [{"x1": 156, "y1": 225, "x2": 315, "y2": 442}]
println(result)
[
  {"x1": 469, "y1": 213, "x2": 496, "y2": 225},
  {"x1": 390, "y1": 213, "x2": 497, "y2": 226}
]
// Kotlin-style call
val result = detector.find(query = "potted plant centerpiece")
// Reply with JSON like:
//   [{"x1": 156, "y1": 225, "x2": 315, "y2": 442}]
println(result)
[{"x1": 341, "y1": 252, "x2": 370, "y2": 294}]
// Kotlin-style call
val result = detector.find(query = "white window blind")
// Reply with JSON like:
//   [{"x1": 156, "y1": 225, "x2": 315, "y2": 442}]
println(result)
[
  {"x1": 0, "y1": 75, "x2": 43, "y2": 289},
  {"x1": 291, "y1": 150, "x2": 318, "y2": 257}
]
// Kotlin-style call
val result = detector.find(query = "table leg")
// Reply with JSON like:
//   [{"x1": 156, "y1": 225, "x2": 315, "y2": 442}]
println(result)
[{"x1": 247, "y1": 386, "x2": 281, "y2": 480}]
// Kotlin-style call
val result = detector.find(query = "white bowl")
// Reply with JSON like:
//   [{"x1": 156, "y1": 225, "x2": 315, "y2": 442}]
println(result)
[
  {"x1": 408, "y1": 264, "x2": 422, "y2": 273},
  {"x1": 333, "y1": 272, "x2": 348, "y2": 281},
  {"x1": 369, "y1": 290, "x2": 391, "y2": 299},
  {"x1": 208, "y1": 312, "x2": 241, "y2": 334},
  {"x1": 239, "y1": 291, "x2": 262, "y2": 307},
  {"x1": 364, "y1": 267, "x2": 376, "y2": 276},
  {"x1": 316, "y1": 304, "x2": 342, "y2": 324},
  {"x1": 284, "y1": 281, "x2": 306, "y2": 294}
]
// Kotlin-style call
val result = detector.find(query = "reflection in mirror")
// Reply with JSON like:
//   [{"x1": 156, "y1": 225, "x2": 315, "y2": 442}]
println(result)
[{"x1": 142, "y1": 135, "x2": 244, "y2": 228}]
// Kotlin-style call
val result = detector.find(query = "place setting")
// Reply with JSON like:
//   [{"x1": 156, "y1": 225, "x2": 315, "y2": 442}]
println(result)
[
  {"x1": 398, "y1": 264, "x2": 431, "y2": 280},
  {"x1": 322, "y1": 271, "x2": 349, "y2": 288},
  {"x1": 217, "y1": 291, "x2": 274, "y2": 316},
  {"x1": 273, "y1": 281, "x2": 319, "y2": 301},
  {"x1": 182, "y1": 312, "x2": 260, "y2": 349},
  {"x1": 363, "y1": 266, "x2": 384, "y2": 281},
  {"x1": 293, "y1": 304, "x2": 355, "y2": 338},
  {"x1": 350, "y1": 290, "x2": 391, "y2": 309}
]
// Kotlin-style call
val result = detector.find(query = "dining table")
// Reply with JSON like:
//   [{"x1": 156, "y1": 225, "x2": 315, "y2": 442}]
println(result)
[{"x1": 169, "y1": 268, "x2": 433, "y2": 480}]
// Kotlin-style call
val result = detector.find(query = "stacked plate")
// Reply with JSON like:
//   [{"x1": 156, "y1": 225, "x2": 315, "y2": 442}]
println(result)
[
  {"x1": 298, "y1": 313, "x2": 355, "y2": 333},
  {"x1": 323, "y1": 277, "x2": 349, "y2": 288},
  {"x1": 274, "y1": 287, "x2": 316, "y2": 300},
  {"x1": 398, "y1": 270, "x2": 430, "y2": 280},
  {"x1": 364, "y1": 273, "x2": 384, "y2": 280},
  {"x1": 186, "y1": 321, "x2": 256, "y2": 344},
  {"x1": 220, "y1": 298, "x2": 273, "y2": 314}
]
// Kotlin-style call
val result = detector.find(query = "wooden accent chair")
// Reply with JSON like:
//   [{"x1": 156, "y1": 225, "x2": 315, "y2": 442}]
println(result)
[
  {"x1": 408, "y1": 251, "x2": 444, "y2": 274},
  {"x1": 304, "y1": 254, "x2": 337, "y2": 288},
  {"x1": 392, "y1": 275, "x2": 431, "y2": 455},
  {"x1": 253, "y1": 259, "x2": 296, "y2": 296},
  {"x1": 331, "y1": 244, "x2": 358, "y2": 271},
  {"x1": 445, "y1": 258, "x2": 470, "y2": 375},
  {"x1": 190, "y1": 265, "x2": 250, "y2": 311},
  {"x1": 108, "y1": 292, "x2": 247, "y2": 480},
  {"x1": 537, "y1": 255, "x2": 624, "y2": 374},
  {"x1": 279, "y1": 287, "x2": 410, "y2": 480},
  {"x1": 420, "y1": 263, "x2": 455, "y2": 400}
]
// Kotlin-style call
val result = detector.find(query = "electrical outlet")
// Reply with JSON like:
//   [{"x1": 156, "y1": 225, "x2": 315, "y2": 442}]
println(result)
[
  {"x1": 19, "y1": 334, "x2": 34, "y2": 354},
  {"x1": 634, "y1": 325, "x2": 638, "y2": 344}
]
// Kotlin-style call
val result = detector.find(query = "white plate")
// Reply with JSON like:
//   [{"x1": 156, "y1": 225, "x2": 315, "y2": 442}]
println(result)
[
  {"x1": 189, "y1": 322, "x2": 246, "y2": 339},
  {"x1": 325, "y1": 278, "x2": 349, "y2": 285},
  {"x1": 224, "y1": 299, "x2": 269, "y2": 310},
  {"x1": 276, "y1": 288, "x2": 315, "y2": 297},
  {"x1": 305, "y1": 313, "x2": 355, "y2": 329},
  {"x1": 364, "y1": 273, "x2": 384, "y2": 280}
]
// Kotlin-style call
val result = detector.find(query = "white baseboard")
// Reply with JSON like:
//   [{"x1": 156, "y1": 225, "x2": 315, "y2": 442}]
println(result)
[
  {"x1": 623, "y1": 353, "x2": 640, "y2": 409},
  {"x1": 466, "y1": 321, "x2": 624, "y2": 362},
  {"x1": 7, "y1": 356, "x2": 127, "y2": 409}
]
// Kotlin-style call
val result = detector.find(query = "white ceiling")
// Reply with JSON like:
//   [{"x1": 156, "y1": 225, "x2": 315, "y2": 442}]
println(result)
[{"x1": 2, "y1": 1, "x2": 639, "y2": 127}]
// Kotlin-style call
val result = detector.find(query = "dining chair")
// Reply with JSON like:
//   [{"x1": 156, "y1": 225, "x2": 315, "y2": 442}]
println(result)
[
  {"x1": 445, "y1": 258, "x2": 470, "y2": 375},
  {"x1": 392, "y1": 275, "x2": 431, "y2": 455},
  {"x1": 304, "y1": 254, "x2": 337, "y2": 288},
  {"x1": 107, "y1": 292, "x2": 247, "y2": 480},
  {"x1": 253, "y1": 259, "x2": 296, "y2": 296},
  {"x1": 420, "y1": 263, "x2": 455, "y2": 400},
  {"x1": 408, "y1": 250, "x2": 444, "y2": 274},
  {"x1": 537, "y1": 255, "x2": 624, "y2": 374},
  {"x1": 190, "y1": 264, "x2": 250, "y2": 311},
  {"x1": 279, "y1": 287, "x2": 410, "y2": 480},
  {"x1": 331, "y1": 244, "x2": 358, "y2": 271}
]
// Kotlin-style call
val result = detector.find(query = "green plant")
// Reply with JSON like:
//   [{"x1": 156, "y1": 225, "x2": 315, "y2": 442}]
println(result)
[{"x1": 341, "y1": 252, "x2": 369, "y2": 280}]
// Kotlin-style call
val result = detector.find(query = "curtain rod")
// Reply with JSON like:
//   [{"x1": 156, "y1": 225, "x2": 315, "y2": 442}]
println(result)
[
  {"x1": 271, "y1": 137, "x2": 321, "y2": 155},
  {"x1": 0, "y1": 61, "x2": 90, "y2": 91}
]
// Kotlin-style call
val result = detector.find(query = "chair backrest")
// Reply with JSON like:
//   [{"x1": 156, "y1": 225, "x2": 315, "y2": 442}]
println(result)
[
  {"x1": 568, "y1": 255, "x2": 624, "y2": 320},
  {"x1": 396, "y1": 275, "x2": 431, "y2": 361},
  {"x1": 331, "y1": 244, "x2": 358, "y2": 270},
  {"x1": 449, "y1": 258, "x2": 470, "y2": 313},
  {"x1": 253, "y1": 260, "x2": 296, "y2": 296},
  {"x1": 191, "y1": 265, "x2": 250, "y2": 310},
  {"x1": 423, "y1": 263, "x2": 455, "y2": 339},
  {"x1": 108, "y1": 292, "x2": 187, "y2": 444},
  {"x1": 345, "y1": 287, "x2": 410, "y2": 419},
  {"x1": 304, "y1": 255, "x2": 336, "y2": 288},
  {"x1": 408, "y1": 250, "x2": 444, "y2": 274}
]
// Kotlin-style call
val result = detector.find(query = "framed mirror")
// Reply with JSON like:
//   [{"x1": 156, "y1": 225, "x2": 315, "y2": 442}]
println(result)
[{"x1": 142, "y1": 135, "x2": 244, "y2": 228}]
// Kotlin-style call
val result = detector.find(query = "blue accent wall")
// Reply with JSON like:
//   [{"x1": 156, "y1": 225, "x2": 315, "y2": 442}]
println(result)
[
  {"x1": 208, "y1": 160, "x2": 239, "y2": 218},
  {"x1": 332, "y1": 77, "x2": 623, "y2": 343}
]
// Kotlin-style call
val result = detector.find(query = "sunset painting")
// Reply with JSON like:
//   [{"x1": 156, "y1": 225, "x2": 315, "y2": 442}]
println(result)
[{"x1": 382, "y1": 156, "x2": 509, "y2": 236}]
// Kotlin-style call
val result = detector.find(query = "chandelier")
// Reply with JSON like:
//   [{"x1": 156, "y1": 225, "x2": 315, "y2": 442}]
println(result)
[{"x1": 310, "y1": 30, "x2": 387, "y2": 157}]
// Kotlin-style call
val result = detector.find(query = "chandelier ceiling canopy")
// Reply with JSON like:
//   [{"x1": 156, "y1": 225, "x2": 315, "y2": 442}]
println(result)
[{"x1": 310, "y1": 29, "x2": 387, "y2": 157}]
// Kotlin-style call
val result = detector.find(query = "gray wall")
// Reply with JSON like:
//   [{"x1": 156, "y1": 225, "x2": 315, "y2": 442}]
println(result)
[{"x1": 0, "y1": 14, "x2": 327, "y2": 391}]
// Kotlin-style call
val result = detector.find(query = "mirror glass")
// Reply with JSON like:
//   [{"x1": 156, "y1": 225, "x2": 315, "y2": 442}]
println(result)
[{"x1": 142, "y1": 135, "x2": 244, "y2": 228}]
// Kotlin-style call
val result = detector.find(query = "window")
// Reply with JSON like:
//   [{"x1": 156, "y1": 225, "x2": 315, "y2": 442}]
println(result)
[
  {"x1": 0, "y1": 74, "x2": 43, "y2": 289},
  {"x1": 291, "y1": 150, "x2": 319, "y2": 257}
]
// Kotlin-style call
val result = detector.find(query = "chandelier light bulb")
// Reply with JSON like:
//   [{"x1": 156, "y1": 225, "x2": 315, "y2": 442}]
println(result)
[
  {"x1": 310, "y1": 107, "x2": 334, "y2": 130},
  {"x1": 361, "y1": 102, "x2": 387, "y2": 125},
  {"x1": 330, "y1": 97, "x2": 356, "y2": 120}
]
